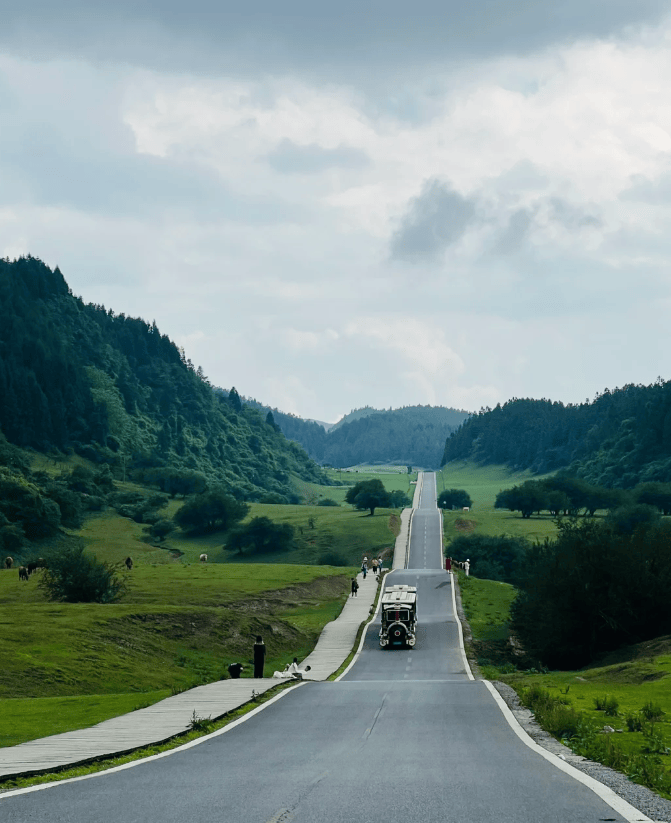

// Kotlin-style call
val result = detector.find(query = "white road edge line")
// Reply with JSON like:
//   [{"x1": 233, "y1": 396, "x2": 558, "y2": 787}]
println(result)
[
  {"x1": 450, "y1": 570, "x2": 475, "y2": 681},
  {"x1": 482, "y1": 681, "x2": 654, "y2": 823},
  {"x1": 0, "y1": 685, "x2": 304, "y2": 800}
]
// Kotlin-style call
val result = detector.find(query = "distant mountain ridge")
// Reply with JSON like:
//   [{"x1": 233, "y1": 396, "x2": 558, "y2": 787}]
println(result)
[
  {"x1": 240, "y1": 398, "x2": 469, "y2": 468},
  {"x1": 330, "y1": 406, "x2": 384, "y2": 431}
]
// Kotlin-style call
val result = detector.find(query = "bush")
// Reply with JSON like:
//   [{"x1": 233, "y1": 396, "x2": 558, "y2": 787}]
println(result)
[
  {"x1": 594, "y1": 695, "x2": 619, "y2": 716},
  {"x1": 150, "y1": 519, "x2": 173, "y2": 542},
  {"x1": 520, "y1": 685, "x2": 581, "y2": 739},
  {"x1": 317, "y1": 498, "x2": 339, "y2": 507},
  {"x1": 225, "y1": 517, "x2": 295, "y2": 555},
  {"x1": 625, "y1": 713, "x2": 644, "y2": 732},
  {"x1": 174, "y1": 488, "x2": 249, "y2": 535},
  {"x1": 641, "y1": 701, "x2": 665, "y2": 722},
  {"x1": 438, "y1": 489, "x2": 472, "y2": 510},
  {"x1": 39, "y1": 545, "x2": 126, "y2": 603}
]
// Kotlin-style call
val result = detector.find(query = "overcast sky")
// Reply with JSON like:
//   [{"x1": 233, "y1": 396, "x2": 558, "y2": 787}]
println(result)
[{"x1": 3, "y1": 1, "x2": 671, "y2": 424}]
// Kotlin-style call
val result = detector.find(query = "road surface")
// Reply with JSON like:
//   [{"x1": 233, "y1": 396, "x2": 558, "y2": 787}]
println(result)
[{"x1": 1, "y1": 473, "x2": 646, "y2": 822}]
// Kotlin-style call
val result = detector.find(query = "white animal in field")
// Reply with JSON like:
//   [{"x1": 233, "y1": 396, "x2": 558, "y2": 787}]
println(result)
[{"x1": 199, "y1": 553, "x2": 208, "y2": 563}]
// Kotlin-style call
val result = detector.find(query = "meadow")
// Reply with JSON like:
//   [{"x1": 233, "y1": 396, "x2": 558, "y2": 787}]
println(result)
[
  {"x1": 437, "y1": 461, "x2": 560, "y2": 550},
  {"x1": 0, "y1": 461, "x2": 411, "y2": 750}
]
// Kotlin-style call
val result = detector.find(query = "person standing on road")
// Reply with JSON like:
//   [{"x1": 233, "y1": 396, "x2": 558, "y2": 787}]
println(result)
[
  {"x1": 351, "y1": 578, "x2": 359, "y2": 596},
  {"x1": 253, "y1": 635, "x2": 266, "y2": 678}
]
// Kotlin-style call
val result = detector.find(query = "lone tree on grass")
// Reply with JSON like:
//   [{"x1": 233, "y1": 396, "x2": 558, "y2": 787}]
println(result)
[
  {"x1": 39, "y1": 546, "x2": 126, "y2": 603},
  {"x1": 174, "y1": 488, "x2": 250, "y2": 535},
  {"x1": 438, "y1": 489, "x2": 472, "y2": 510},
  {"x1": 345, "y1": 479, "x2": 390, "y2": 515}
]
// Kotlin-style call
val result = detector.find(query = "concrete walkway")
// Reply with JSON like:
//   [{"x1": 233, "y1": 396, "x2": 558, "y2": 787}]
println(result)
[{"x1": 0, "y1": 568, "x2": 384, "y2": 781}]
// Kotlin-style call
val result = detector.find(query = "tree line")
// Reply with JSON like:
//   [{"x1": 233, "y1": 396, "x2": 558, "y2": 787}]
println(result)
[
  {"x1": 442, "y1": 381, "x2": 671, "y2": 488},
  {"x1": 494, "y1": 475, "x2": 671, "y2": 519}
]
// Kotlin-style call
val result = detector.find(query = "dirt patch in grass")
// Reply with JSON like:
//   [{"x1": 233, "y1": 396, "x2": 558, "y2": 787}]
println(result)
[{"x1": 454, "y1": 518, "x2": 476, "y2": 533}]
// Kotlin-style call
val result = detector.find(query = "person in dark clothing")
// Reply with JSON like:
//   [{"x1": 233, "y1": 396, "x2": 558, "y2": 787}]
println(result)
[
  {"x1": 253, "y1": 635, "x2": 266, "y2": 678},
  {"x1": 351, "y1": 578, "x2": 359, "y2": 596},
  {"x1": 228, "y1": 662, "x2": 244, "y2": 679}
]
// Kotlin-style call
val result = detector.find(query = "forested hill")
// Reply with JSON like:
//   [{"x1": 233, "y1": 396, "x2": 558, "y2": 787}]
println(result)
[
  {"x1": 0, "y1": 257, "x2": 326, "y2": 501},
  {"x1": 442, "y1": 381, "x2": 671, "y2": 488},
  {"x1": 242, "y1": 402, "x2": 469, "y2": 468},
  {"x1": 330, "y1": 406, "x2": 382, "y2": 431}
]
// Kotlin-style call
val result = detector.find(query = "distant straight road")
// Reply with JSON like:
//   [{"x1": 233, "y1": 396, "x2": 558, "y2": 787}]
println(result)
[{"x1": 2, "y1": 473, "x2": 643, "y2": 822}]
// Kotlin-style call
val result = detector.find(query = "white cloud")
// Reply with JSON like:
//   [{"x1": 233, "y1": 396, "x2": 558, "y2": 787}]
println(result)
[{"x1": 4, "y1": 14, "x2": 671, "y2": 423}]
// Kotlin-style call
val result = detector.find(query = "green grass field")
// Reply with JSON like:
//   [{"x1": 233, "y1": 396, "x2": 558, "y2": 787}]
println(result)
[
  {"x1": 294, "y1": 467, "x2": 416, "y2": 506},
  {"x1": 456, "y1": 571, "x2": 516, "y2": 642},
  {"x1": 438, "y1": 462, "x2": 559, "y2": 550},
  {"x1": 71, "y1": 473, "x2": 404, "y2": 568}
]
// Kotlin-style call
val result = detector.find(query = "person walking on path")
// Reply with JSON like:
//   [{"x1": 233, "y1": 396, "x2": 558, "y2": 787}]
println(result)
[
  {"x1": 378, "y1": 556, "x2": 383, "y2": 573},
  {"x1": 361, "y1": 557, "x2": 368, "y2": 579},
  {"x1": 445, "y1": 556, "x2": 452, "y2": 572},
  {"x1": 351, "y1": 578, "x2": 359, "y2": 597},
  {"x1": 372, "y1": 558, "x2": 378, "y2": 576},
  {"x1": 464, "y1": 559, "x2": 470, "y2": 576},
  {"x1": 253, "y1": 635, "x2": 266, "y2": 678}
]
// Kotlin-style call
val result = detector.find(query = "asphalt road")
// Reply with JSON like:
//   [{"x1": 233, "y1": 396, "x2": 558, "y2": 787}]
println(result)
[{"x1": 1, "y1": 473, "x2": 639, "y2": 822}]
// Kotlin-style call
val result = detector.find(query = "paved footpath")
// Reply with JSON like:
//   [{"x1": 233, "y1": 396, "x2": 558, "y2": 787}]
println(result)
[{"x1": 0, "y1": 543, "x2": 410, "y2": 780}]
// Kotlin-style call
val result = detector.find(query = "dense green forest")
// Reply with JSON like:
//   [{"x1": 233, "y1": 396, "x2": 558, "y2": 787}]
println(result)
[
  {"x1": 0, "y1": 257, "x2": 326, "y2": 504},
  {"x1": 442, "y1": 382, "x2": 671, "y2": 487},
  {"x1": 242, "y1": 402, "x2": 468, "y2": 468}
]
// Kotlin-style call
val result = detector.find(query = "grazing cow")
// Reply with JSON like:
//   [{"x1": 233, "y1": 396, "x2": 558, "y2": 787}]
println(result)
[
  {"x1": 26, "y1": 558, "x2": 46, "y2": 576},
  {"x1": 124, "y1": 557, "x2": 133, "y2": 570},
  {"x1": 4, "y1": 556, "x2": 13, "y2": 569},
  {"x1": 199, "y1": 553, "x2": 208, "y2": 563},
  {"x1": 18, "y1": 566, "x2": 29, "y2": 581}
]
